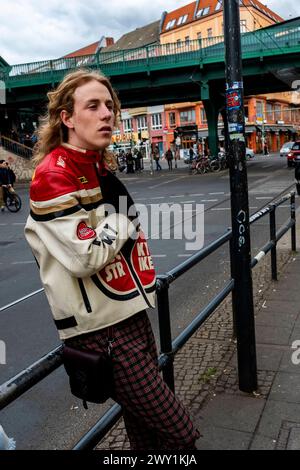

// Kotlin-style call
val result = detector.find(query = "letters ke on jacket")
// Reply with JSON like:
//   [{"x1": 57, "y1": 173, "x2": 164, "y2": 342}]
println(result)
[{"x1": 25, "y1": 145, "x2": 156, "y2": 339}]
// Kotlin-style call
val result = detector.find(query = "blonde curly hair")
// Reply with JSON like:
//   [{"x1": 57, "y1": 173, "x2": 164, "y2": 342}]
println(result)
[{"x1": 33, "y1": 69, "x2": 121, "y2": 169}]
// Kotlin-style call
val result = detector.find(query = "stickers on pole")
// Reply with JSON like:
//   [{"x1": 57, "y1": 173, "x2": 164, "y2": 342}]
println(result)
[{"x1": 226, "y1": 81, "x2": 245, "y2": 142}]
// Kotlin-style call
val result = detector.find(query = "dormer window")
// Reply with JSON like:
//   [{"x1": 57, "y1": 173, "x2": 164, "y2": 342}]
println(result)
[
  {"x1": 166, "y1": 19, "x2": 176, "y2": 30},
  {"x1": 177, "y1": 15, "x2": 188, "y2": 25},
  {"x1": 215, "y1": 1, "x2": 222, "y2": 11},
  {"x1": 196, "y1": 6, "x2": 210, "y2": 17}
]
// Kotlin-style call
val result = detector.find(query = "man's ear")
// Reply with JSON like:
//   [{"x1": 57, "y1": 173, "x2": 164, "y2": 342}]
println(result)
[{"x1": 60, "y1": 110, "x2": 74, "y2": 129}]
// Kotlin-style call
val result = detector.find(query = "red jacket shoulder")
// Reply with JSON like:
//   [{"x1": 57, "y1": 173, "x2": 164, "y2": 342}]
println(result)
[{"x1": 30, "y1": 148, "x2": 78, "y2": 202}]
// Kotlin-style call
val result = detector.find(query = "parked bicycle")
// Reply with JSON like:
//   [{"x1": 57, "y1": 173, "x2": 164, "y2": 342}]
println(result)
[{"x1": 2, "y1": 185, "x2": 22, "y2": 212}]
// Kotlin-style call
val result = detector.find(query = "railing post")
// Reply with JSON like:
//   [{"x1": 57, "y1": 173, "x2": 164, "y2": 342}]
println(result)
[
  {"x1": 291, "y1": 192, "x2": 296, "y2": 252},
  {"x1": 269, "y1": 204, "x2": 278, "y2": 280},
  {"x1": 156, "y1": 275, "x2": 175, "y2": 392}
]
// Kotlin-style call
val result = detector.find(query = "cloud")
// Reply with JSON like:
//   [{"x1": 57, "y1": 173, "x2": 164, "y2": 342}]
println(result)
[{"x1": 0, "y1": 0, "x2": 299, "y2": 65}]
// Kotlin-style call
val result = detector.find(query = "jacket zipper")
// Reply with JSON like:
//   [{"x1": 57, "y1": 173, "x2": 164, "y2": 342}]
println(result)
[
  {"x1": 125, "y1": 255, "x2": 152, "y2": 308},
  {"x1": 93, "y1": 162, "x2": 152, "y2": 309},
  {"x1": 78, "y1": 279, "x2": 92, "y2": 313}
]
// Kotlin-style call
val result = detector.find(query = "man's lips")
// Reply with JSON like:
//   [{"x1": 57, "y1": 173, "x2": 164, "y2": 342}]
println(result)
[{"x1": 98, "y1": 127, "x2": 112, "y2": 132}]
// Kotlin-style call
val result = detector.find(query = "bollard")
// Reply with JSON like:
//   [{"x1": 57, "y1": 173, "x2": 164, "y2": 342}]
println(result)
[{"x1": 291, "y1": 192, "x2": 296, "y2": 252}]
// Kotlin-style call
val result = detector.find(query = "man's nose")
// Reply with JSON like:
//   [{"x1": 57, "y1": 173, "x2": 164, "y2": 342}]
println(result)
[{"x1": 99, "y1": 105, "x2": 112, "y2": 120}]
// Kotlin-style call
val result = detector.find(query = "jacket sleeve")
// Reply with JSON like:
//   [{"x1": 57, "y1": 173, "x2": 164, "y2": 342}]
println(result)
[{"x1": 25, "y1": 171, "x2": 137, "y2": 278}]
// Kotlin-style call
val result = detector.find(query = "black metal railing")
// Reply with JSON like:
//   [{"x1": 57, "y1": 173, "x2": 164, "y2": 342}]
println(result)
[
  {"x1": 1, "y1": 136, "x2": 33, "y2": 159},
  {"x1": 0, "y1": 190, "x2": 296, "y2": 450}
]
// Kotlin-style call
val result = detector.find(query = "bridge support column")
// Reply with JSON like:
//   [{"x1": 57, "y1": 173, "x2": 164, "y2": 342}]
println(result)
[{"x1": 202, "y1": 89, "x2": 224, "y2": 157}]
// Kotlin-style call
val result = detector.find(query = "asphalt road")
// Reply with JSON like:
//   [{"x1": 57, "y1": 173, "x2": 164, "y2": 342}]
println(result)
[{"x1": 0, "y1": 153, "x2": 297, "y2": 449}]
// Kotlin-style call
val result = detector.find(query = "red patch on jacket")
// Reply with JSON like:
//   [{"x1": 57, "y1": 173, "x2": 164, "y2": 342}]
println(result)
[{"x1": 77, "y1": 222, "x2": 96, "y2": 240}]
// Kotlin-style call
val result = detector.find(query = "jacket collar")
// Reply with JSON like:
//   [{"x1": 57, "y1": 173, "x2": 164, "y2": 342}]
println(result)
[{"x1": 60, "y1": 143, "x2": 102, "y2": 164}]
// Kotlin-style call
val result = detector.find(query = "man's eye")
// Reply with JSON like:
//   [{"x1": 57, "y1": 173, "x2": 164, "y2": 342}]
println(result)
[{"x1": 88, "y1": 105, "x2": 97, "y2": 109}]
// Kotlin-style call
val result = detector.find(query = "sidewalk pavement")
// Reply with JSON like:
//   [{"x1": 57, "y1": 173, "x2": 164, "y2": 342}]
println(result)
[{"x1": 194, "y1": 212, "x2": 300, "y2": 450}]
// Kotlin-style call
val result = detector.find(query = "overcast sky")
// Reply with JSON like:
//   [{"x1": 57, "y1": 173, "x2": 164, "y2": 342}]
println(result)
[{"x1": 0, "y1": 0, "x2": 299, "y2": 65}]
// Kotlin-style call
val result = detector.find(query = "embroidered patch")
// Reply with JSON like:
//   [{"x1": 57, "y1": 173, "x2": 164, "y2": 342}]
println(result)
[
  {"x1": 56, "y1": 155, "x2": 66, "y2": 168},
  {"x1": 78, "y1": 176, "x2": 88, "y2": 184},
  {"x1": 77, "y1": 222, "x2": 96, "y2": 240}
]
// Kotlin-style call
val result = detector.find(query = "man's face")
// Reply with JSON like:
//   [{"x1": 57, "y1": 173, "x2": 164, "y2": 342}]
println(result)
[{"x1": 62, "y1": 80, "x2": 114, "y2": 151}]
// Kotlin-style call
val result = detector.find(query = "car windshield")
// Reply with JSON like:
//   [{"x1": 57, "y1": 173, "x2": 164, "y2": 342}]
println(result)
[
  {"x1": 282, "y1": 142, "x2": 294, "y2": 149},
  {"x1": 292, "y1": 143, "x2": 300, "y2": 150}
]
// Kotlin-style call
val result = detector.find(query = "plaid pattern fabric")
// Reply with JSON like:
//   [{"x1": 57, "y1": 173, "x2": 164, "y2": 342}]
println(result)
[{"x1": 66, "y1": 311, "x2": 200, "y2": 450}]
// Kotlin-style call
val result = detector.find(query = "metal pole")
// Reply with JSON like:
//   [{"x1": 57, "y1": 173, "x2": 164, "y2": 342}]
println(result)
[
  {"x1": 291, "y1": 192, "x2": 296, "y2": 252},
  {"x1": 156, "y1": 275, "x2": 175, "y2": 392},
  {"x1": 269, "y1": 204, "x2": 277, "y2": 280},
  {"x1": 223, "y1": 0, "x2": 257, "y2": 392}
]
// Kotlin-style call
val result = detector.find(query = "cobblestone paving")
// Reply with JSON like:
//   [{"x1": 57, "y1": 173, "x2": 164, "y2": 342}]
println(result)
[{"x1": 96, "y1": 250, "x2": 292, "y2": 450}]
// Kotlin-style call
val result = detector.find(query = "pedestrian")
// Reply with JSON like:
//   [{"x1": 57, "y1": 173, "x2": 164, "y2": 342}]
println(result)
[
  {"x1": 165, "y1": 147, "x2": 173, "y2": 170},
  {"x1": 5, "y1": 162, "x2": 16, "y2": 187},
  {"x1": 24, "y1": 69, "x2": 200, "y2": 450},
  {"x1": 126, "y1": 149, "x2": 134, "y2": 173},
  {"x1": 153, "y1": 146, "x2": 162, "y2": 171},
  {"x1": 174, "y1": 147, "x2": 180, "y2": 169},
  {"x1": 263, "y1": 143, "x2": 269, "y2": 156},
  {"x1": 0, "y1": 159, "x2": 13, "y2": 212}
]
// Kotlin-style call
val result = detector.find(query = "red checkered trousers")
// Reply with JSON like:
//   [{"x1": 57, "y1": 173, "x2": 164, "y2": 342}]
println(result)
[{"x1": 65, "y1": 310, "x2": 200, "y2": 450}]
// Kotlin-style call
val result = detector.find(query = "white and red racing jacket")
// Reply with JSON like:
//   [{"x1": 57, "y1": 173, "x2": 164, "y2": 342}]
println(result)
[{"x1": 25, "y1": 144, "x2": 156, "y2": 339}]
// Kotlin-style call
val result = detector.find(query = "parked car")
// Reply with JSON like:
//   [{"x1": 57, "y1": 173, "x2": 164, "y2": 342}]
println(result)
[
  {"x1": 246, "y1": 147, "x2": 255, "y2": 159},
  {"x1": 280, "y1": 141, "x2": 295, "y2": 158},
  {"x1": 287, "y1": 141, "x2": 300, "y2": 167}
]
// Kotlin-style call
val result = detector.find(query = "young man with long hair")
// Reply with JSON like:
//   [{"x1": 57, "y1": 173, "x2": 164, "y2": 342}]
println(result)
[{"x1": 25, "y1": 69, "x2": 200, "y2": 450}]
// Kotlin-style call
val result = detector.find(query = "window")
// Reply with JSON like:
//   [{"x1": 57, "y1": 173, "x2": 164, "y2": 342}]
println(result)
[
  {"x1": 169, "y1": 112, "x2": 176, "y2": 127},
  {"x1": 177, "y1": 14, "x2": 188, "y2": 25},
  {"x1": 151, "y1": 113, "x2": 162, "y2": 130},
  {"x1": 197, "y1": 31, "x2": 202, "y2": 40},
  {"x1": 207, "y1": 28, "x2": 213, "y2": 38},
  {"x1": 123, "y1": 119, "x2": 133, "y2": 132},
  {"x1": 137, "y1": 115, "x2": 147, "y2": 131},
  {"x1": 256, "y1": 101, "x2": 263, "y2": 119},
  {"x1": 180, "y1": 109, "x2": 196, "y2": 124},
  {"x1": 215, "y1": 1, "x2": 222, "y2": 11},
  {"x1": 196, "y1": 7, "x2": 210, "y2": 17},
  {"x1": 185, "y1": 36, "x2": 190, "y2": 45},
  {"x1": 240, "y1": 20, "x2": 247, "y2": 33},
  {"x1": 266, "y1": 103, "x2": 274, "y2": 121},
  {"x1": 274, "y1": 104, "x2": 281, "y2": 121},
  {"x1": 200, "y1": 108, "x2": 207, "y2": 123},
  {"x1": 166, "y1": 19, "x2": 176, "y2": 30}
]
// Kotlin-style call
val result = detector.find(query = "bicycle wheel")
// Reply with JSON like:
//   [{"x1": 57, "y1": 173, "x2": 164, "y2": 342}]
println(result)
[
  {"x1": 210, "y1": 159, "x2": 220, "y2": 172},
  {"x1": 6, "y1": 193, "x2": 22, "y2": 212}
]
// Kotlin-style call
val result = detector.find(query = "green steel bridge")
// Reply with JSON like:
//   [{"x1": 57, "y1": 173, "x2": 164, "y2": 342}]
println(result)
[{"x1": 1, "y1": 17, "x2": 300, "y2": 155}]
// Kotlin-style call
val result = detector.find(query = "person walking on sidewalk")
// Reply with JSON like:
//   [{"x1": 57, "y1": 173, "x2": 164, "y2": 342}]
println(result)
[
  {"x1": 153, "y1": 146, "x2": 162, "y2": 171},
  {"x1": 165, "y1": 147, "x2": 173, "y2": 171},
  {"x1": 24, "y1": 69, "x2": 200, "y2": 450}
]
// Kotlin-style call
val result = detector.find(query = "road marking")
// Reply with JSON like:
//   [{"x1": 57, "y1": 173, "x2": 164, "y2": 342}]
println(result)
[
  {"x1": 11, "y1": 261, "x2": 36, "y2": 265},
  {"x1": 190, "y1": 193, "x2": 204, "y2": 196},
  {"x1": 201, "y1": 199, "x2": 218, "y2": 202},
  {"x1": 256, "y1": 197, "x2": 271, "y2": 200},
  {"x1": 178, "y1": 254, "x2": 191, "y2": 257},
  {"x1": 151, "y1": 254, "x2": 166, "y2": 258},
  {"x1": 151, "y1": 196, "x2": 165, "y2": 200},
  {"x1": 211, "y1": 207, "x2": 230, "y2": 211},
  {"x1": 148, "y1": 176, "x2": 186, "y2": 189},
  {"x1": 209, "y1": 192, "x2": 225, "y2": 195},
  {"x1": 180, "y1": 200, "x2": 195, "y2": 204},
  {"x1": 170, "y1": 195, "x2": 184, "y2": 198}
]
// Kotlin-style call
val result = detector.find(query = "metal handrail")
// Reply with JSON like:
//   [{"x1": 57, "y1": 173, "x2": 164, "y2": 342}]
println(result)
[
  {"x1": 0, "y1": 190, "x2": 296, "y2": 450},
  {"x1": 4, "y1": 21, "x2": 300, "y2": 86}
]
